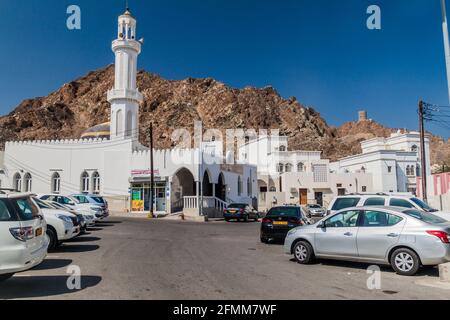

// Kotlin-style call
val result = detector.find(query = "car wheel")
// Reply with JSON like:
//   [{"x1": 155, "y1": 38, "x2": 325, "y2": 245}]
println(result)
[
  {"x1": 260, "y1": 237, "x2": 268, "y2": 243},
  {"x1": 0, "y1": 273, "x2": 14, "y2": 282},
  {"x1": 293, "y1": 241, "x2": 314, "y2": 264},
  {"x1": 390, "y1": 248, "x2": 420, "y2": 276},
  {"x1": 224, "y1": 218, "x2": 230, "y2": 222},
  {"x1": 46, "y1": 228, "x2": 57, "y2": 251},
  {"x1": 243, "y1": 215, "x2": 249, "y2": 222}
]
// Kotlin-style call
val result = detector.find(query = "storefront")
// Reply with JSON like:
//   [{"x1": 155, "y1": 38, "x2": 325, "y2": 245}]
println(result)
[{"x1": 130, "y1": 170, "x2": 169, "y2": 213}]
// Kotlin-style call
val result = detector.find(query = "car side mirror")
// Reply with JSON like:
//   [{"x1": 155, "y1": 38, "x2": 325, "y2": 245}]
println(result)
[{"x1": 318, "y1": 221, "x2": 326, "y2": 229}]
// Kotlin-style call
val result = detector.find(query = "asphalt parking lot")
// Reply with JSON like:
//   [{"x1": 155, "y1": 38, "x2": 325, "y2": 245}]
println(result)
[{"x1": 0, "y1": 217, "x2": 449, "y2": 300}]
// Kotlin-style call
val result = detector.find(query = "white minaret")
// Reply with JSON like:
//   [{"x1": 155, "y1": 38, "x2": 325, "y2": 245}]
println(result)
[{"x1": 107, "y1": 7, "x2": 143, "y2": 140}]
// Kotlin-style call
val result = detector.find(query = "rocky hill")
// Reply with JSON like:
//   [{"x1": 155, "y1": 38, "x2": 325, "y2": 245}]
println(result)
[{"x1": 0, "y1": 65, "x2": 448, "y2": 167}]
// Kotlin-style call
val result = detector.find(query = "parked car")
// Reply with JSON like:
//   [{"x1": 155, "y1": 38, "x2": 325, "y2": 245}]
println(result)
[
  {"x1": 0, "y1": 190, "x2": 49, "y2": 282},
  {"x1": 38, "y1": 194, "x2": 106, "y2": 220},
  {"x1": 33, "y1": 197, "x2": 80, "y2": 250},
  {"x1": 45, "y1": 200, "x2": 96, "y2": 230},
  {"x1": 305, "y1": 204, "x2": 326, "y2": 218},
  {"x1": 285, "y1": 206, "x2": 450, "y2": 276},
  {"x1": 43, "y1": 201, "x2": 90, "y2": 233},
  {"x1": 224, "y1": 203, "x2": 259, "y2": 222},
  {"x1": 70, "y1": 194, "x2": 109, "y2": 218},
  {"x1": 327, "y1": 194, "x2": 450, "y2": 220},
  {"x1": 261, "y1": 206, "x2": 310, "y2": 243}
]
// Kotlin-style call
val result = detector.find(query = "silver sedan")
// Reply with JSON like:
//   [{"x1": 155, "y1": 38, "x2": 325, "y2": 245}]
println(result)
[{"x1": 284, "y1": 206, "x2": 450, "y2": 276}]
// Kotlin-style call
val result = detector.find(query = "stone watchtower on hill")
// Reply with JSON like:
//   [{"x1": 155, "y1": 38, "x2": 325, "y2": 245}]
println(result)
[{"x1": 107, "y1": 7, "x2": 143, "y2": 141}]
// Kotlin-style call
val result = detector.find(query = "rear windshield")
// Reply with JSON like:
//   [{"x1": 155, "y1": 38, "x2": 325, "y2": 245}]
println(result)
[
  {"x1": 92, "y1": 197, "x2": 105, "y2": 204},
  {"x1": 12, "y1": 197, "x2": 40, "y2": 221},
  {"x1": 0, "y1": 199, "x2": 14, "y2": 221},
  {"x1": 410, "y1": 198, "x2": 438, "y2": 212},
  {"x1": 403, "y1": 210, "x2": 447, "y2": 224},
  {"x1": 331, "y1": 198, "x2": 360, "y2": 211},
  {"x1": 228, "y1": 204, "x2": 246, "y2": 209},
  {"x1": 266, "y1": 207, "x2": 300, "y2": 218}
]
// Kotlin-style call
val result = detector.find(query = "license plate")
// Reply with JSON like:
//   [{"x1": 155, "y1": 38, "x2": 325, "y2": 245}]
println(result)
[
  {"x1": 273, "y1": 221, "x2": 288, "y2": 225},
  {"x1": 229, "y1": 210, "x2": 236, "y2": 213},
  {"x1": 35, "y1": 228, "x2": 43, "y2": 236}
]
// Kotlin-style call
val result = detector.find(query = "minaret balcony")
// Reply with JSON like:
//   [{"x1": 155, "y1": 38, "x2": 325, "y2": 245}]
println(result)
[
  {"x1": 107, "y1": 88, "x2": 143, "y2": 103},
  {"x1": 112, "y1": 39, "x2": 141, "y2": 54}
]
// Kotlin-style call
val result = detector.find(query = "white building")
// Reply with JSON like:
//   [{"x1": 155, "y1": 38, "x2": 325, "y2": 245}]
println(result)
[
  {"x1": 238, "y1": 135, "x2": 373, "y2": 211},
  {"x1": 330, "y1": 131, "x2": 431, "y2": 195},
  {"x1": 0, "y1": 7, "x2": 257, "y2": 221}
]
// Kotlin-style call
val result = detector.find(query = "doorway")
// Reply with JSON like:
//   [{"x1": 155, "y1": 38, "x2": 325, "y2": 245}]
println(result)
[
  {"x1": 315, "y1": 192, "x2": 323, "y2": 206},
  {"x1": 299, "y1": 189, "x2": 308, "y2": 206}
]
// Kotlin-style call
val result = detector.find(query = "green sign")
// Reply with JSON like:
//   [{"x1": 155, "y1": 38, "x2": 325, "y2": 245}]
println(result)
[{"x1": 132, "y1": 190, "x2": 141, "y2": 201}]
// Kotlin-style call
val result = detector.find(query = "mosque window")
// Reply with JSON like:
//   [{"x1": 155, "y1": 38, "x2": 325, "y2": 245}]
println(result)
[
  {"x1": 13, "y1": 173, "x2": 22, "y2": 192},
  {"x1": 52, "y1": 173, "x2": 61, "y2": 194},
  {"x1": 93, "y1": 172, "x2": 101, "y2": 194},
  {"x1": 24, "y1": 173, "x2": 32, "y2": 192},
  {"x1": 81, "y1": 171, "x2": 90, "y2": 193}
]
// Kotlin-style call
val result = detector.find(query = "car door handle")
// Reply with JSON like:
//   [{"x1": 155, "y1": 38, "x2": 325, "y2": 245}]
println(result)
[
  {"x1": 344, "y1": 232, "x2": 353, "y2": 237},
  {"x1": 387, "y1": 233, "x2": 399, "y2": 238}
]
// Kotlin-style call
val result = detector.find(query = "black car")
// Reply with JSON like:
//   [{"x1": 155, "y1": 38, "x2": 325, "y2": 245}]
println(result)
[
  {"x1": 223, "y1": 203, "x2": 259, "y2": 222},
  {"x1": 260, "y1": 206, "x2": 309, "y2": 243}
]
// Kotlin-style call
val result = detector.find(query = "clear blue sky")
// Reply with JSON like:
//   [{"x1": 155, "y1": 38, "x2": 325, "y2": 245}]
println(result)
[{"x1": 0, "y1": 0, "x2": 449, "y2": 138}]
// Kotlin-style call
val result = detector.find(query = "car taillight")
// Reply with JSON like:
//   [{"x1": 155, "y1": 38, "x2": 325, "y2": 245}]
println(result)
[
  {"x1": 10, "y1": 227, "x2": 34, "y2": 242},
  {"x1": 292, "y1": 220, "x2": 304, "y2": 226},
  {"x1": 427, "y1": 230, "x2": 450, "y2": 244},
  {"x1": 239, "y1": 209, "x2": 244, "y2": 213},
  {"x1": 262, "y1": 218, "x2": 272, "y2": 224},
  {"x1": 223, "y1": 209, "x2": 228, "y2": 213}
]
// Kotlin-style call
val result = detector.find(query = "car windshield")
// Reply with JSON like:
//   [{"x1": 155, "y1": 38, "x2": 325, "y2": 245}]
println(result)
[
  {"x1": 13, "y1": 197, "x2": 40, "y2": 221},
  {"x1": 228, "y1": 204, "x2": 246, "y2": 209},
  {"x1": 92, "y1": 197, "x2": 105, "y2": 204},
  {"x1": 410, "y1": 198, "x2": 438, "y2": 212},
  {"x1": 266, "y1": 207, "x2": 299, "y2": 218},
  {"x1": 33, "y1": 198, "x2": 52, "y2": 209},
  {"x1": 403, "y1": 210, "x2": 447, "y2": 224},
  {"x1": 331, "y1": 198, "x2": 360, "y2": 211}
]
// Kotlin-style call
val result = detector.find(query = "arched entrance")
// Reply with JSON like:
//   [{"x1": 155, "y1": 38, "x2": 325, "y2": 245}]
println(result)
[
  {"x1": 202, "y1": 171, "x2": 213, "y2": 197},
  {"x1": 215, "y1": 173, "x2": 227, "y2": 202},
  {"x1": 171, "y1": 168, "x2": 196, "y2": 212}
]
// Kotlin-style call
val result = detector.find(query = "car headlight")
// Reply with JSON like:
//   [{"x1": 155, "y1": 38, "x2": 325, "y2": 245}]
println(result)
[
  {"x1": 287, "y1": 228, "x2": 297, "y2": 236},
  {"x1": 57, "y1": 214, "x2": 72, "y2": 224},
  {"x1": 87, "y1": 215, "x2": 94, "y2": 219}
]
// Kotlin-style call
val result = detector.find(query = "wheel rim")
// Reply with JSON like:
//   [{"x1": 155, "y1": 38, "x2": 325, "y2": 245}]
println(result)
[
  {"x1": 295, "y1": 244, "x2": 308, "y2": 261},
  {"x1": 394, "y1": 252, "x2": 414, "y2": 272}
]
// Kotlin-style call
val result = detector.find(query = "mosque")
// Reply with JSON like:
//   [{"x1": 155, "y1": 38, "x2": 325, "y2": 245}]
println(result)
[{"x1": 0, "y1": 7, "x2": 258, "y2": 220}]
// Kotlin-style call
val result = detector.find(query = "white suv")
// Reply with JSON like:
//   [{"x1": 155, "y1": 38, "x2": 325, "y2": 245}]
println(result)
[
  {"x1": 327, "y1": 193, "x2": 450, "y2": 220},
  {"x1": 0, "y1": 191, "x2": 49, "y2": 282},
  {"x1": 38, "y1": 194, "x2": 104, "y2": 220},
  {"x1": 33, "y1": 198, "x2": 80, "y2": 250}
]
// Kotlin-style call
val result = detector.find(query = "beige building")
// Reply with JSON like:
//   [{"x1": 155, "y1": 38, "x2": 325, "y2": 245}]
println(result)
[{"x1": 238, "y1": 135, "x2": 373, "y2": 212}]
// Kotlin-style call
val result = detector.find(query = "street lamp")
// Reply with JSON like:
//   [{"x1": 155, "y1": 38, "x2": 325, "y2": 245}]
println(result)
[{"x1": 441, "y1": 0, "x2": 450, "y2": 104}]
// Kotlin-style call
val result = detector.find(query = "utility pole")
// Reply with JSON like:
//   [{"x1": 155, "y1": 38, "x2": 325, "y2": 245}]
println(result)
[
  {"x1": 148, "y1": 123, "x2": 155, "y2": 218},
  {"x1": 418, "y1": 100, "x2": 428, "y2": 202}
]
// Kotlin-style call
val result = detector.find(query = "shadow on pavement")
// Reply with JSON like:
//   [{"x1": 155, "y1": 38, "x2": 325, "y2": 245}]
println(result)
[
  {"x1": 32, "y1": 259, "x2": 73, "y2": 271},
  {"x1": 54, "y1": 244, "x2": 100, "y2": 253},
  {"x1": 0, "y1": 275, "x2": 102, "y2": 299},
  {"x1": 289, "y1": 258, "x2": 440, "y2": 277},
  {"x1": 66, "y1": 236, "x2": 101, "y2": 243},
  {"x1": 94, "y1": 223, "x2": 113, "y2": 228},
  {"x1": 99, "y1": 220, "x2": 122, "y2": 224},
  {"x1": 87, "y1": 227, "x2": 103, "y2": 232}
]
